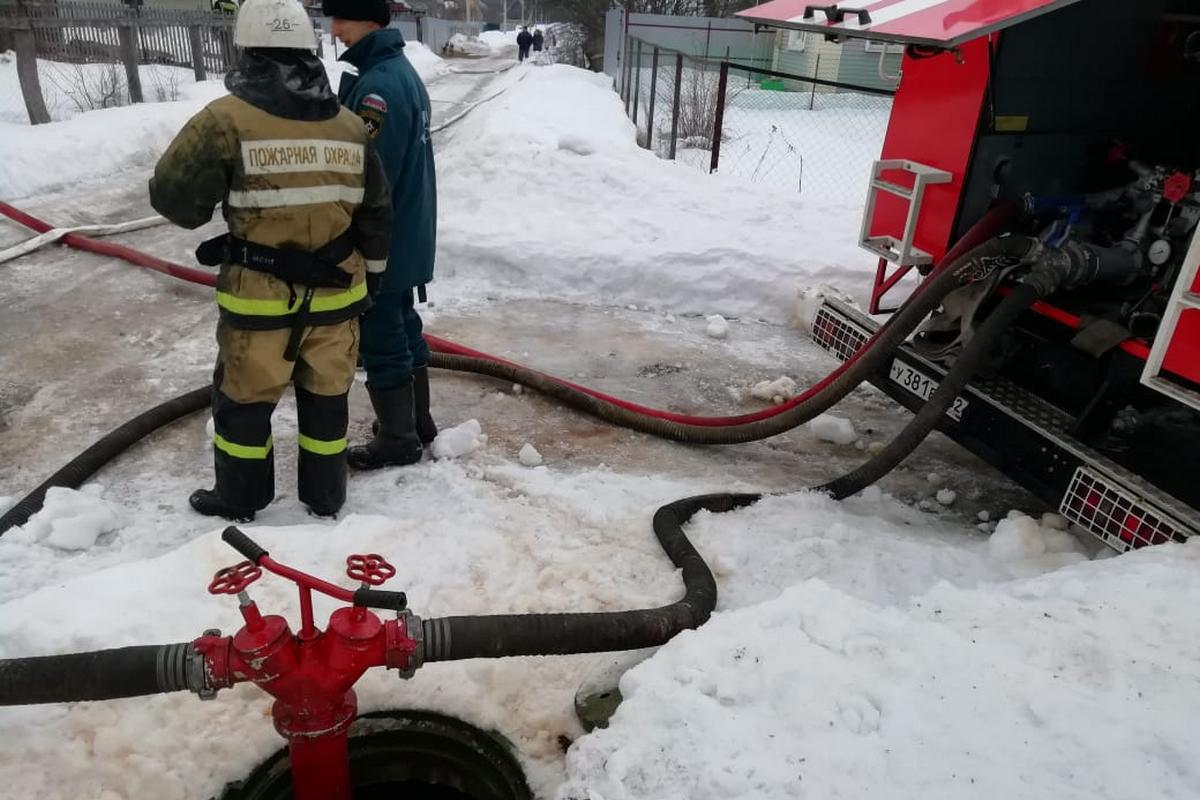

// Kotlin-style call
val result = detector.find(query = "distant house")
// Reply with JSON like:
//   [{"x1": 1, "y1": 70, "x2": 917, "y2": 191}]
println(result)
[{"x1": 772, "y1": 30, "x2": 902, "y2": 93}]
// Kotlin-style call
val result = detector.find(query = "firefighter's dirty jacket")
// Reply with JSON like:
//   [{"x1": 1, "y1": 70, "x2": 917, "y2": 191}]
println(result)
[{"x1": 150, "y1": 49, "x2": 392, "y2": 330}]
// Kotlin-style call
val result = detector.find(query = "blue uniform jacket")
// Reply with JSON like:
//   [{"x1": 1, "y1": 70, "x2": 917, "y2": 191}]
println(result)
[{"x1": 338, "y1": 28, "x2": 436, "y2": 292}]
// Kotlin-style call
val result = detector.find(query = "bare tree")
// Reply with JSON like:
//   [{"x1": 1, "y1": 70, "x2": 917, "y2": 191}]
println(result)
[
  {"x1": 46, "y1": 62, "x2": 128, "y2": 113},
  {"x1": 700, "y1": 0, "x2": 756, "y2": 17}
]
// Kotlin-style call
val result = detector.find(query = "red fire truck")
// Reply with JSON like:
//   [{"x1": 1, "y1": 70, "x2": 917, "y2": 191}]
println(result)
[{"x1": 738, "y1": 0, "x2": 1200, "y2": 551}]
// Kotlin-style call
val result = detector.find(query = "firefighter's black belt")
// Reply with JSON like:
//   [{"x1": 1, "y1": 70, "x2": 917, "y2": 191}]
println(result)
[{"x1": 196, "y1": 232, "x2": 354, "y2": 289}]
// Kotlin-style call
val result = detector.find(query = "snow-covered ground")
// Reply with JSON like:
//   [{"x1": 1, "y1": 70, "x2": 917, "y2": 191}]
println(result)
[{"x1": 2, "y1": 45, "x2": 1199, "y2": 800}]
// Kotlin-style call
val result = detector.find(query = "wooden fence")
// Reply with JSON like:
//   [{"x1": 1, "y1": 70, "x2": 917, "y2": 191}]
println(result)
[{"x1": 1, "y1": 0, "x2": 238, "y2": 124}]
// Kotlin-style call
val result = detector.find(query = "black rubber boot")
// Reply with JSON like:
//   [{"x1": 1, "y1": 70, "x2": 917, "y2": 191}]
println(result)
[
  {"x1": 372, "y1": 367, "x2": 439, "y2": 444},
  {"x1": 349, "y1": 383, "x2": 423, "y2": 470},
  {"x1": 413, "y1": 365, "x2": 438, "y2": 445},
  {"x1": 189, "y1": 488, "x2": 255, "y2": 523}
]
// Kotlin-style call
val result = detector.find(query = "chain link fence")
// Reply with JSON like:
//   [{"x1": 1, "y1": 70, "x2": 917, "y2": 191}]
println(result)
[{"x1": 618, "y1": 34, "x2": 895, "y2": 206}]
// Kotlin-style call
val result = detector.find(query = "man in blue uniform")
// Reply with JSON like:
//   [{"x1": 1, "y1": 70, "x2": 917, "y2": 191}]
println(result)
[{"x1": 323, "y1": 0, "x2": 439, "y2": 468}]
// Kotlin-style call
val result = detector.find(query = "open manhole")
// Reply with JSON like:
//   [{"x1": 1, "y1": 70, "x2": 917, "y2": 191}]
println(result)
[{"x1": 218, "y1": 710, "x2": 532, "y2": 800}]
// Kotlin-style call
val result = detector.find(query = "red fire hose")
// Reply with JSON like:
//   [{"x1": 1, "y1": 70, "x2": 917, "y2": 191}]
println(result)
[
  {"x1": 0, "y1": 200, "x2": 1018, "y2": 429},
  {"x1": 0, "y1": 202, "x2": 217, "y2": 286}
]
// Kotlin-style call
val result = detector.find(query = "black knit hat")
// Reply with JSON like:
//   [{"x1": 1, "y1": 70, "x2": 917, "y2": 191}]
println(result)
[{"x1": 322, "y1": 0, "x2": 390, "y2": 27}]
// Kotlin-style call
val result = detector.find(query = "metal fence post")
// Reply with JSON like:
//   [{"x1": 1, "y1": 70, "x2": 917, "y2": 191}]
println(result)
[
  {"x1": 624, "y1": 34, "x2": 633, "y2": 100},
  {"x1": 709, "y1": 60, "x2": 729, "y2": 174},
  {"x1": 809, "y1": 52, "x2": 820, "y2": 110},
  {"x1": 622, "y1": 34, "x2": 632, "y2": 112},
  {"x1": 668, "y1": 52, "x2": 682, "y2": 160},
  {"x1": 118, "y1": 22, "x2": 144, "y2": 103},
  {"x1": 631, "y1": 39, "x2": 642, "y2": 129},
  {"x1": 626, "y1": 36, "x2": 636, "y2": 115},
  {"x1": 645, "y1": 46, "x2": 658, "y2": 150},
  {"x1": 13, "y1": 25, "x2": 50, "y2": 124},
  {"x1": 188, "y1": 24, "x2": 206, "y2": 82}
]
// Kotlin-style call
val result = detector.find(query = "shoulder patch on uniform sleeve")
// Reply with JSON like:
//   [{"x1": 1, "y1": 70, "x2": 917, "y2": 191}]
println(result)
[
  {"x1": 359, "y1": 108, "x2": 383, "y2": 139},
  {"x1": 360, "y1": 93, "x2": 388, "y2": 113}
]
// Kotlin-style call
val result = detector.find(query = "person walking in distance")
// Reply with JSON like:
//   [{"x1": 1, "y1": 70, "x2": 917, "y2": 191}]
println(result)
[{"x1": 516, "y1": 26, "x2": 532, "y2": 62}]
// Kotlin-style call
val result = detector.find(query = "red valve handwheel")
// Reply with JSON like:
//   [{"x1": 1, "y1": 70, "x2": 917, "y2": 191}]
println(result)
[
  {"x1": 345, "y1": 553, "x2": 396, "y2": 586},
  {"x1": 208, "y1": 561, "x2": 263, "y2": 595}
]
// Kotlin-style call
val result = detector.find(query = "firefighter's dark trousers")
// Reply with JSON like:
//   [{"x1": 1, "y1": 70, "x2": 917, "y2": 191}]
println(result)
[
  {"x1": 359, "y1": 286, "x2": 430, "y2": 391},
  {"x1": 211, "y1": 319, "x2": 358, "y2": 514}
]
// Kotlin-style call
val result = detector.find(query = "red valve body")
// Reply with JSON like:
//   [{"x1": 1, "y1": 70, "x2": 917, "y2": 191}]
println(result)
[{"x1": 193, "y1": 603, "x2": 421, "y2": 800}]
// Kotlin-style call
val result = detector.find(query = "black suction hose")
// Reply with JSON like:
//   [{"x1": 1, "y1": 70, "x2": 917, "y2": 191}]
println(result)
[
  {"x1": 0, "y1": 642, "x2": 198, "y2": 705},
  {"x1": 0, "y1": 386, "x2": 211, "y2": 534},
  {"x1": 813, "y1": 235, "x2": 1134, "y2": 502},
  {"x1": 421, "y1": 493, "x2": 760, "y2": 661},
  {"x1": 0, "y1": 495, "x2": 756, "y2": 703},
  {"x1": 417, "y1": 247, "x2": 1063, "y2": 664},
  {"x1": 818, "y1": 282, "x2": 1041, "y2": 499}
]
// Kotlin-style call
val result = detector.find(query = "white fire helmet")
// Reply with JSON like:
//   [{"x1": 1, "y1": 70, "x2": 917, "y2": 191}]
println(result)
[{"x1": 234, "y1": 0, "x2": 318, "y2": 51}]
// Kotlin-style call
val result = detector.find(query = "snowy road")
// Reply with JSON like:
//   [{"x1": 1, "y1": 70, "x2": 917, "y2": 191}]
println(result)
[{"x1": 3, "y1": 44, "x2": 1197, "y2": 800}]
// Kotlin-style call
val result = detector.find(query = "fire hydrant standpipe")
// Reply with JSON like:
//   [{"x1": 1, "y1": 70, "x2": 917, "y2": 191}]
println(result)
[{"x1": 197, "y1": 528, "x2": 420, "y2": 800}]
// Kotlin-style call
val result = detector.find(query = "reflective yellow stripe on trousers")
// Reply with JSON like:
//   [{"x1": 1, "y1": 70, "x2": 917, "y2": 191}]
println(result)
[
  {"x1": 214, "y1": 433, "x2": 274, "y2": 460},
  {"x1": 298, "y1": 434, "x2": 348, "y2": 456},
  {"x1": 216, "y1": 281, "x2": 367, "y2": 317}
]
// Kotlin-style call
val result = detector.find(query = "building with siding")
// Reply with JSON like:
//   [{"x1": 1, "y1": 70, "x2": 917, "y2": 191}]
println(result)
[{"x1": 771, "y1": 30, "x2": 901, "y2": 92}]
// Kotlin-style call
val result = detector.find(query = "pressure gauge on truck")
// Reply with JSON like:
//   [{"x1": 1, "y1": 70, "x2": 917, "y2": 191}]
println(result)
[{"x1": 1147, "y1": 239, "x2": 1172, "y2": 267}]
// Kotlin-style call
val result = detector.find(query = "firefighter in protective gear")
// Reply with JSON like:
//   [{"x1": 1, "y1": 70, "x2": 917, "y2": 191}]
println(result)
[
  {"x1": 325, "y1": 0, "x2": 439, "y2": 471},
  {"x1": 150, "y1": 0, "x2": 392, "y2": 521}
]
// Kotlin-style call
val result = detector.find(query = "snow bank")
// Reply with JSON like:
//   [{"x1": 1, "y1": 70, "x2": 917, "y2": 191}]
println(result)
[
  {"x1": 561, "y1": 539, "x2": 1200, "y2": 800},
  {"x1": 0, "y1": 57, "x2": 202, "y2": 126},
  {"x1": 445, "y1": 33, "x2": 491, "y2": 57},
  {"x1": 403, "y1": 40, "x2": 450, "y2": 82},
  {"x1": 435, "y1": 65, "x2": 876, "y2": 324},
  {"x1": 1, "y1": 77, "x2": 228, "y2": 200},
  {"x1": 479, "y1": 29, "x2": 518, "y2": 53}
]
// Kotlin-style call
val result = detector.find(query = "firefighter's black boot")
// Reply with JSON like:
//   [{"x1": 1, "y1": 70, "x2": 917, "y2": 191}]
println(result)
[
  {"x1": 372, "y1": 367, "x2": 438, "y2": 444},
  {"x1": 189, "y1": 488, "x2": 256, "y2": 523},
  {"x1": 413, "y1": 365, "x2": 438, "y2": 445},
  {"x1": 349, "y1": 383, "x2": 423, "y2": 470}
]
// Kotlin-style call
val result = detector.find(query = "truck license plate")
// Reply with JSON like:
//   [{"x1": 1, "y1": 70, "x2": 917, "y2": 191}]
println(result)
[{"x1": 889, "y1": 359, "x2": 969, "y2": 421}]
